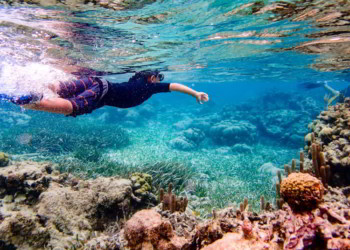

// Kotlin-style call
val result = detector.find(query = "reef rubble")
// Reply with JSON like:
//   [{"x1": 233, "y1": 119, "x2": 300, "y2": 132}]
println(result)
[{"x1": 2, "y1": 100, "x2": 350, "y2": 249}]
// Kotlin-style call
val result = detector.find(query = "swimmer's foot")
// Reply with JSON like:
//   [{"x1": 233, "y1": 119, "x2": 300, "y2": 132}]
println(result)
[{"x1": 11, "y1": 92, "x2": 43, "y2": 105}]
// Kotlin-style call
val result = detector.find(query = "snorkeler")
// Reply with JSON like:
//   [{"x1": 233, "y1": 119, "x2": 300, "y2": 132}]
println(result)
[
  {"x1": 323, "y1": 82, "x2": 350, "y2": 106},
  {"x1": 299, "y1": 81, "x2": 350, "y2": 106},
  {"x1": 6, "y1": 70, "x2": 209, "y2": 117}
]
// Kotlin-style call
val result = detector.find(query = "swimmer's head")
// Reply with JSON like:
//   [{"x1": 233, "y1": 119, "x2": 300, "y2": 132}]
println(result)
[{"x1": 129, "y1": 70, "x2": 164, "y2": 83}]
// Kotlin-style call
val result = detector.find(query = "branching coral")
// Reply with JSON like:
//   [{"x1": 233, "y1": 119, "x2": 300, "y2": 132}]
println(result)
[{"x1": 159, "y1": 183, "x2": 188, "y2": 213}]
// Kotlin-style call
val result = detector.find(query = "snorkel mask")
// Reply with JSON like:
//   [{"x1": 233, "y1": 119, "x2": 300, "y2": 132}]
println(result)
[{"x1": 157, "y1": 73, "x2": 164, "y2": 81}]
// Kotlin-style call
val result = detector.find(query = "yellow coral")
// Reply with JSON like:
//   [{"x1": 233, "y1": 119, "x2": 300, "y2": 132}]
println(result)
[
  {"x1": 0, "y1": 152, "x2": 9, "y2": 167},
  {"x1": 130, "y1": 172, "x2": 152, "y2": 196},
  {"x1": 280, "y1": 173, "x2": 324, "y2": 210},
  {"x1": 135, "y1": 182, "x2": 152, "y2": 195}
]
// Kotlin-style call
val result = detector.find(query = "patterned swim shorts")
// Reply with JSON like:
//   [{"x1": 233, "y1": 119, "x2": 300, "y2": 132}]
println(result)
[{"x1": 58, "y1": 77, "x2": 108, "y2": 117}]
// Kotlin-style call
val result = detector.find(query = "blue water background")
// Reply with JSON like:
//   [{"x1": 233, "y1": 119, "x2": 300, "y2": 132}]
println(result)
[{"x1": 1, "y1": 1, "x2": 350, "y2": 212}]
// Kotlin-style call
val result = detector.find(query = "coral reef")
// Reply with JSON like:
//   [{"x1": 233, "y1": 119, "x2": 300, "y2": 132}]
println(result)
[
  {"x1": 130, "y1": 172, "x2": 152, "y2": 196},
  {"x1": 101, "y1": 104, "x2": 157, "y2": 127},
  {"x1": 305, "y1": 98, "x2": 350, "y2": 186},
  {"x1": 2, "y1": 98, "x2": 350, "y2": 249},
  {"x1": 171, "y1": 91, "x2": 320, "y2": 150},
  {"x1": 168, "y1": 137, "x2": 197, "y2": 151},
  {"x1": 169, "y1": 128, "x2": 205, "y2": 151},
  {"x1": 280, "y1": 172, "x2": 324, "y2": 210},
  {"x1": 0, "y1": 152, "x2": 9, "y2": 167},
  {"x1": 195, "y1": 185, "x2": 350, "y2": 249},
  {"x1": 130, "y1": 172, "x2": 157, "y2": 205},
  {"x1": 231, "y1": 143, "x2": 253, "y2": 154},
  {"x1": 209, "y1": 119, "x2": 257, "y2": 146},
  {"x1": 1, "y1": 143, "x2": 350, "y2": 250},
  {"x1": 0, "y1": 160, "x2": 141, "y2": 249}
]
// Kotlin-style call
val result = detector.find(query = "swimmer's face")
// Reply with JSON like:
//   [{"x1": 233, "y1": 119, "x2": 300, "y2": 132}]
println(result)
[{"x1": 147, "y1": 74, "x2": 163, "y2": 84}]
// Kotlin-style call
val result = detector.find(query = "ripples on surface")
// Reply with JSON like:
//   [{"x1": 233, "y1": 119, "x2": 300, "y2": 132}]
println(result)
[{"x1": 0, "y1": 0, "x2": 349, "y2": 83}]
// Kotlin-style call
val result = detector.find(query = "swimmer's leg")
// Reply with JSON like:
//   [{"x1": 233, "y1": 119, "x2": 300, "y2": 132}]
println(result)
[
  {"x1": 22, "y1": 78, "x2": 99, "y2": 116},
  {"x1": 22, "y1": 98, "x2": 73, "y2": 115},
  {"x1": 323, "y1": 83, "x2": 340, "y2": 106},
  {"x1": 52, "y1": 77, "x2": 98, "y2": 98},
  {"x1": 327, "y1": 94, "x2": 340, "y2": 106},
  {"x1": 324, "y1": 83, "x2": 340, "y2": 96}
]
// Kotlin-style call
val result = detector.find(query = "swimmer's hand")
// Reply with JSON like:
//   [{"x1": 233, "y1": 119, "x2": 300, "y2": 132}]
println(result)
[
  {"x1": 169, "y1": 83, "x2": 209, "y2": 104},
  {"x1": 195, "y1": 92, "x2": 209, "y2": 104}
]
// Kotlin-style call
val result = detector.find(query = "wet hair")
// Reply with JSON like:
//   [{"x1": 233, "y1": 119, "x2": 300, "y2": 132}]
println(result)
[{"x1": 128, "y1": 70, "x2": 164, "y2": 82}]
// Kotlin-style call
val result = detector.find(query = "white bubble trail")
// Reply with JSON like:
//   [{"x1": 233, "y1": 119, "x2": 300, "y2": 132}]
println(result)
[{"x1": 0, "y1": 62, "x2": 75, "y2": 98}]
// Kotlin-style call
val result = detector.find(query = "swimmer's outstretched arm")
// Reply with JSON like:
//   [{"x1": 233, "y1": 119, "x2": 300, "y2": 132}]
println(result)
[{"x1": 169, "y1": 83, "x2": 209, "y2": 104}]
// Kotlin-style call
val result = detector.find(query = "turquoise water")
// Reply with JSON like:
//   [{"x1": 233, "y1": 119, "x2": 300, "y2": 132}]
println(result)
[{"x1": 1, "y1": 0, "x2": 350, "y2": 213}]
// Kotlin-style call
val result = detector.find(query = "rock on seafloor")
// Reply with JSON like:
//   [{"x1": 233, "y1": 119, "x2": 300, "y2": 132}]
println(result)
[
  {"x1": 123, "y1": 209, "x2": 190, "y2": 249},
  {"x1": 0, "y1": 160, "x2": 134, "y2": 249}
]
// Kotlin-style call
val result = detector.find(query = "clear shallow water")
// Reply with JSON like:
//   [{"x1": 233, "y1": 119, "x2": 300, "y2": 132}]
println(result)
[{"x1": 1, "y1": 0, "x2": 350, "y2": 213}]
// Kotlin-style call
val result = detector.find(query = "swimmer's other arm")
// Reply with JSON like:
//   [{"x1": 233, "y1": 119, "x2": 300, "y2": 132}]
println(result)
[{"x1": 169, "y1": 83, "x2": 209, "y2": 104}]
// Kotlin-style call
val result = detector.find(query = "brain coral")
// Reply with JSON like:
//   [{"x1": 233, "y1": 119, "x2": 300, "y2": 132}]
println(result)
[{"x1": 280, "y1": 173, "x2": 324, "y2": 210}]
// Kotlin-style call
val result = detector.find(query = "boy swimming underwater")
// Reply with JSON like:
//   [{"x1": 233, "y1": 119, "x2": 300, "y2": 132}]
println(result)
[
  {"x1": 323, "y1": 82, "x2": 350, "y2": 106},
  {"x1": 8, "y1": 70, "x2": 209, "y2": 116},
  {"x1": 299, "y1": 81, "x2": 350, "y2": 107}
]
